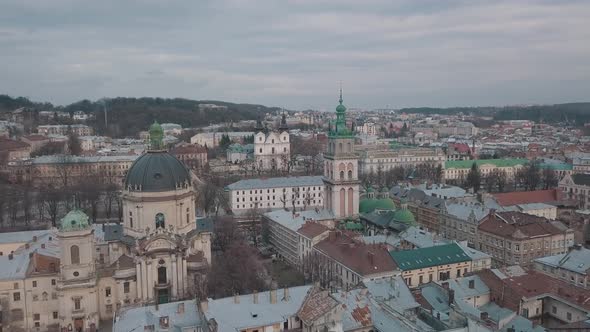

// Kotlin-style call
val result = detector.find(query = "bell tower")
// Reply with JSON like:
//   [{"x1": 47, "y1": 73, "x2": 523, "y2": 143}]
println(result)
[
  {"x1": 57, "y1": 209, "x2": 100, "y2": 331},
  {"x1": 323, "y1": 88, "x2": 360, "y2": 218}
]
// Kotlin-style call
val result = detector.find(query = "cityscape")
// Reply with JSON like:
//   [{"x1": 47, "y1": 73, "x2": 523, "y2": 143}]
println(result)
[{"x1": 1, "y1": 1, "x2": 590, "y2": 332}]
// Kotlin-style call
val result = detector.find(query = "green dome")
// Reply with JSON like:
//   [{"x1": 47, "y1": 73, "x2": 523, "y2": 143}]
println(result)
[
  {"x1": 359, "y1": 198, "x2": 396, "y2": 214},
  {"x1": 393, "y1": 207, "x2": 416, "y2": 225},
  {"x1": 125, "y1": 151, "x2": 191, "y2": 192},
  {"x1": 60, "y1": 209, "x2": 90, "y2": 232},
  {"x1": 336, "y1": 103, "x2": 346, "y2": 113},
  {"x1": 380, "y1": 186, "x2": 389, "y2": 193},
  {"x1": 366, "y1": 186, "x2": 375, "y2": 193}
]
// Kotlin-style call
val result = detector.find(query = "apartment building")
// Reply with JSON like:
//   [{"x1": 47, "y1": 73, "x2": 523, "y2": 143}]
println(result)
[
  {"x1": 226, "y1": 176, "x2": 325, "y2": 215},
  {"x1": 390, "y1": 186, "x2": 445, "y2": 233},
  {"x1": 440, "y1": 202, "x2": 489, "y2": 247},
  {"x1": 534, "y1": 245, "x2": 590, "y2": 289},
  {"x1": 389, "y1": 243, "x2": 472, "y2": 288},
  {"x1": 559, "y1": 173, "x2": 590, "y2": 209},
  {"x1": 312, "y1": 231, "x2": 398, "y2": 290},
  {"x1": 7, "y1": 154, "x2": 138, "y2": 187},
  {"x1": 444, "y1": 158, "x2": 528, "y2": 182},
  {"x1": 263, "y1": 209, "x2": 335, "y2": 266},
  {"x1": 476, "y1": 211, "x2": 575, "y2": 266}
]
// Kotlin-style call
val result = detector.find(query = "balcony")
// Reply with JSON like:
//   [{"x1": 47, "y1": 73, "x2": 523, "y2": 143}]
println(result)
[{"x1": 154, "y1": 281, "x2": 170, "y2": 289}]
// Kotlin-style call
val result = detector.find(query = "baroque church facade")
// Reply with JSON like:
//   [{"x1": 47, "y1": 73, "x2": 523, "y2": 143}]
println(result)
[
  {"x1": 0, "y1": 122, "x2": 211, "y2": 332},
  {"x1": 254, "y1": 113, "x2": 291, "y2": 172}
]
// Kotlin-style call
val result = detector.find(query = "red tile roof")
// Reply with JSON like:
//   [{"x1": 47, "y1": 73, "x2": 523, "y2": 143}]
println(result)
[
  {"x1": 315, "y1": 232, "x2": 397, "y2": 276},
  {"x1": 492, "y1": 189, "x2": 561, "y2": 206},
  {"x1": 477, "y1": 269, "x2": 590, "y2": 312},
  {"x1": 297, "y1": 221, "x2": 329, "y2": 239},
  {"x1": 478, "y1": 211, "x2": 565, "y2": 240},
  {"x1": 22, "y1": 134, "x2": 49, "y2": 142},
  {"x1": 0, "y1": 138, "x2": 30, "y2": 151},
  {"x1": 297, "y1": 287, "x2": 339, "y2": 323}
]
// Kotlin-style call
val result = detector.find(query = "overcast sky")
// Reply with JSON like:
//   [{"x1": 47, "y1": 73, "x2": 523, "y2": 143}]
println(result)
[{"x1": 1, "y1": 0, "x2": 589, "y2": 110}]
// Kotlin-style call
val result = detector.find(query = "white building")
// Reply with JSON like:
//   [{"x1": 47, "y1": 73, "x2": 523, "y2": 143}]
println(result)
[
  {"x1": 253, "y1": 114, "x2": 291, "y2": 172},
  {"x1": 190, "y1": 131, "x2": 253, "y2": 148},
  {"x1": 226, "y1": 176, "x2": 325, "y2": 214},
  {"x1": 358, "y1": 147, "x2": 446, "y2": 175}
]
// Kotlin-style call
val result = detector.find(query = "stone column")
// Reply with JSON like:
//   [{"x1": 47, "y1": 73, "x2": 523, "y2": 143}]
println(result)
[
  {"x1": 146, "y1": 261, "x2": 153, "y2": 301},
  {"x1": 181, "y1": 257, "x2": 187, "y2": 298},
  {"x1": 177, "y1": 255, "x2": 184, "y2": 298},
  {"x1": 136, "y1": 262, "x2": 143, "y2": 300},
  {"x1": 171, "y1": 255, "x2": 178, "y2": 299},
  {"x1": 142, "y1": 260, "x2": 148, "y2": 300}
]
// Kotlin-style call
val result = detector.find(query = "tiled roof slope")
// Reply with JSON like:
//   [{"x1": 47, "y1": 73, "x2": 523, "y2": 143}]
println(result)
[{"x1": 389, "y1": 243, "x2": 471, "y2": 271}]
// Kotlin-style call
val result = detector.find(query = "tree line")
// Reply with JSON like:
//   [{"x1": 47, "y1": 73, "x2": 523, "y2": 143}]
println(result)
[{"x1": 462, "y1": 160, "x2": 558, "y2": 193}]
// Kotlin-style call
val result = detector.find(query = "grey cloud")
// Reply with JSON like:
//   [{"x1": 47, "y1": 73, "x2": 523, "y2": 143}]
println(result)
[{"x1": 0, "y1": 0, "x2": 588, "y2": 109}]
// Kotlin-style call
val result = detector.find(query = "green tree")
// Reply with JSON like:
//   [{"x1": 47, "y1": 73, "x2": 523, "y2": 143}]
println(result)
[
  {"x1": 219, "y1": 134, "x2": 231, "y2": 150},
  {"x1": 465, "y1": 162, "x2": 481, "y2": 193},
  {"x1": 67, "y1": 131, "x2": 82, "y2": 155}
]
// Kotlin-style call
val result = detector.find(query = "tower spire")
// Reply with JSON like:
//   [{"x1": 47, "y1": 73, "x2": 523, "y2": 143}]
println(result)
[{"x1": 339, "y1": 81, "x2": 343, "y2": 105}]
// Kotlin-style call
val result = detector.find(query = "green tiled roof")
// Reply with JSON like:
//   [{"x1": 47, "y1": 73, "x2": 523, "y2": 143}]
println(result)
[
  {"x1": 389, "y1": 243, "x2": 471, "y2": 270},
  {"x1": 539, "y1": 162, "x2": 573, "y2": 171},
  {"x1": 445, "y1": 158, "x2": 529, "y2": 169}
]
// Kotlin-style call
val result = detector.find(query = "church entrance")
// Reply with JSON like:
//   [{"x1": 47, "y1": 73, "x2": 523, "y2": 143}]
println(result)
[
  {"x1": 157, "y1": 289, "x2": 169, "y2": 304},
  {"x1": 74, "y1": 318, "x2": 84, "y2": 332}
]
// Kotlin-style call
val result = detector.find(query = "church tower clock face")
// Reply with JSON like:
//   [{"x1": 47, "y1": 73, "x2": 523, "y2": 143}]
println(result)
[{"x1": 155, "y1": 213, "x2": 165, "y2": 228}]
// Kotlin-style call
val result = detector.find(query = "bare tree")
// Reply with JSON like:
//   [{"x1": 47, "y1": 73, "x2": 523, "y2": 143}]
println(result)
[
  {"x1": 42, "y1": 186, "x2": 63, "y2": 228},
  {"x1": 542, "y1": 168, "x2": 558, "y2": 190},
  {"x1": 212, "y1": 216, "x2": 239, "y2": 252}
]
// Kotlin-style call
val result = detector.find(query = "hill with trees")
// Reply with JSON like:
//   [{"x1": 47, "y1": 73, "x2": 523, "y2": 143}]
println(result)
[
  {"x1": 400, "y1": 102, "x2": 590, "y2": 126},
  {"x1": 0, "y1": 95, "x2": 276, "y2": 137}
]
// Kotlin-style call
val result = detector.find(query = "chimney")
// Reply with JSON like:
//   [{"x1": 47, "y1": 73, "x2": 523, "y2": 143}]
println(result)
[
  {"x1": 199, "y1": 299, "x2": 209, "y2": 312},
  {"x1": 270, "y1": 288, "x2": 277, "y2": 304},
  {"x1": 41, "y1": 244, "x2": 46, "y2": 249},
  {"x1": 442, "y1": 282, "x2": 449, "y2": 289},
  {"x1": 177, "y1": 303, "x2": 185, "y2": 314},
  {"x1": 283, "y1": 287, "x2": 290, "y2": 301},
  {"x1": 29, "y1": 253, "x2": 33, "y2": 258},
  {"x1": 234, "y1": 293, "x2": 240, "y2": 304},
  {"x1": 468, "y1": 279, "x2": 475, "y2": 289},
  {"x1": 253, "y1": 290, "x2": 258, "y2": 304},
  {"x1": 506, "y1": 326, "x2": 515, "y2": 332},
  {"x1": 480, "y1": 312, "x2": 488, "y2": 320},
  {"x1": 448, "y1": 289, "x2": 455, "y2": 305},
  {"x1": 32, "y1": 236, "x2": 37, "y2": 242},
  {"x1": 8, "y1": 254, "x2": 13, "y2": 260},
  {"x1": 25, "y1": 243, "x2": 30, "y2": 249},
  {"x1": 368, "y1": 251, "x2": 375, "y2": 266}
]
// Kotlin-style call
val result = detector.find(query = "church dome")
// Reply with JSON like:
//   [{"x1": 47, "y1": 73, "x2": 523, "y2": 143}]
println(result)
[
  {"x1": 336, "y1": 103, "x2": 346, "y2": 113},
  {"x1": 359, "y1": 197, "x2": 396, "y2": 214},
  {"x1": 393, "y1": 207, "x2": 416, "y2": 225},
  {"x1": 60, "y1": 209, "x2": 90, "y2": 232},
  {"x1": 125, "y1": 151, "x2": 191, "y2": 192}
]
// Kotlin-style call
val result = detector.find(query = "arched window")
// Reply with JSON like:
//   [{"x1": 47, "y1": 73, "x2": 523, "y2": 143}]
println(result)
[
  {"x1": 70, "y1": 245, "x2": 80, "y2": 265},
  {"x1": 347, "y1": 142, "x2": 352, "y2": 152},
  {"x1": 155, "y1": 213, "x2": 165, "y2": 228},
  {"x1": 339, "y1": 143, "x2": 343, "y2": 152},
  {"x1": 348, "y1": 170, "x2": 353, "y2": 179},
  {"x1": 272, "y1": 147, "x2": 275, "y2": 154},
  {"x1": 340, "y1": 171, "x2": 344, "y2": 180}
]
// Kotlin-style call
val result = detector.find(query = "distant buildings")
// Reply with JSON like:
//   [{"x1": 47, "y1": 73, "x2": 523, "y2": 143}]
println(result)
[
  {"x1": 37, "y1": 124, "x2": 93, "y2": 136},
  {"x1": 444, "y1": 158, "x2": 528, "y2": 182},
  {"x1": 170, "y1": 143, "x2": 207, "y2": 170},
  {"x1": 0, "y1": 138, "x2": 31, "y2": 162},
  {"x1": 190, "y1": 131, "x2": 253, "y2": 148},
  {"x1": 358, "y1": 147, "x2": 445, "y2": 175}
]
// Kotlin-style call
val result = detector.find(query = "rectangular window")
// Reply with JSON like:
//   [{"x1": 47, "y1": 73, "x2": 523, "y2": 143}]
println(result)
[
  {"x1": 567, "y1": 312, "x2": 572, "y2": 321},
  {"x1": 53, "y1": 312, "x2": 58, "y2": 319},
  {"x1": 105, "y1": 287, "x2": 111, "y2": 297},
  {"x1": 106, "y1": 304, "x2": 113, "y2": 314},
  {"x1": 34, "y1": 313, "x2": 40, "y2": 321},
  {"x1": 74, "y1": 298, "x2": 81, "y2": 310},
  {"x1": 32, "y1": 281, "x2": 37, "y2": 287},
  {"x1": 51, "y1": 279, "x2": 56, "y2": 286},
  {"x1": 124, "y1": 282, "x2": 130, "y2": 293},
  {"x1": 13, "y1": 292, "x2": 20, "y2": 301},
  {"x1": 552, "y1": 306, "x2": 557, "y2": 314}
]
